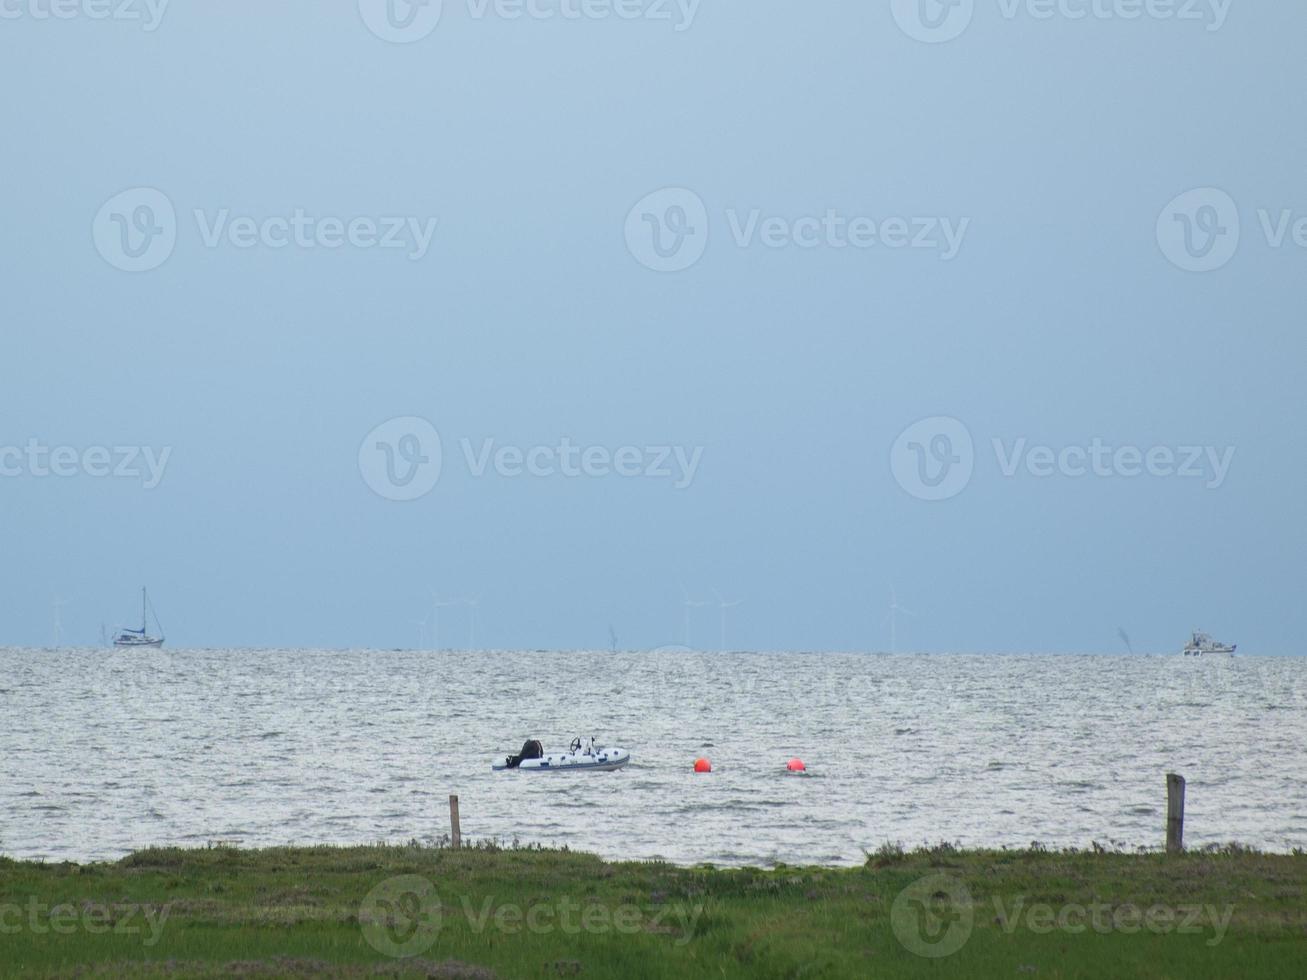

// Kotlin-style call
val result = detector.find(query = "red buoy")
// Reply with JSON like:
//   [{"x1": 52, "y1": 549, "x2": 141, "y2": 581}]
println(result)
[
  {"x1": 787, "y1": 758, "x2": 806, "y2": 772},
  {"x1": 694, "y1": 758, "x2": 712, "y2": 773}
]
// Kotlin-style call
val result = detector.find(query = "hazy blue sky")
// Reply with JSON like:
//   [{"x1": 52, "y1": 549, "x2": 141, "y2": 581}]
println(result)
[{"x1": 3, "y1": 2, "x2": 1303, "y2": 653}]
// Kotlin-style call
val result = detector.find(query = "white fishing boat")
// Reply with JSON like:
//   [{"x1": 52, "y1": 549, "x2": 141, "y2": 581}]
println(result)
[
  {"x1": 1182, "y1": 631, "x2": 1235, "y2": 656},
  {"x1": 113, "y1": 588, "x2": 165, "y2": 649},
  {"x1": 493, "y1": 737, "x2": 630, "y2": 773}
]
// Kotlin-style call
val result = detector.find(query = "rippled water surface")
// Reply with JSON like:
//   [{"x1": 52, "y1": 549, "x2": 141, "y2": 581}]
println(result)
[{"x1": 2, "y1": 649, "x2": 1305, "y2": 865}]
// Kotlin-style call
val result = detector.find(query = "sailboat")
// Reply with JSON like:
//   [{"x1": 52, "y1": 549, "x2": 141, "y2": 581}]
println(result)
[{"x1": 113, "y1": 588, "x2": 165, "y2": 649}]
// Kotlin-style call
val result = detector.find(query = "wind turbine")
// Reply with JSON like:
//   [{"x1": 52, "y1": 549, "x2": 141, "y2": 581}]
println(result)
[
  {"x1": 52, "y1": 597, "x2": 70, "y2": 648},
  {"x1": 460, "y1": 596, "x2": 481, "y2": 650},
  {"x1": 680, "y1": 582, "x2": 709, "y2": 648},
  {"x1": 884, "y1": 587, "x2": 915, "y2": 653},
  {"x1": 411, "y1": 617, "x2": 429, "y2": 650},
  {"x1": 713, "y1": 589, "x2": 743, "y2": 652},
  {"x1": 430, "y1": 594, "x2": 460, "y2": 651}
]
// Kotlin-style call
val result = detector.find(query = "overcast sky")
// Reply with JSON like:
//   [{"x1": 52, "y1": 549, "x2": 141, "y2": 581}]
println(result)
[{"x1": 2, "y1": 2, "x2": 1303, "y2": 654}]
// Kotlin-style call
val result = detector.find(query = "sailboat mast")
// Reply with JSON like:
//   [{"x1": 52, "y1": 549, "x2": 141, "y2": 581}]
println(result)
[{"x1": 141, "y1": 588, "x2": 148, "y2": 633}]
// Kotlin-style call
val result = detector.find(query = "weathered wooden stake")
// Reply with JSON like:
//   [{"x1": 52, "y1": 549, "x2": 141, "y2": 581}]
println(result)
[
  {"x1": 449, "y1": 794, "x2": 462, "y2": 850},
  {"x1": 1166, "y1": 773, "x2": 1185, "y2": 853}
]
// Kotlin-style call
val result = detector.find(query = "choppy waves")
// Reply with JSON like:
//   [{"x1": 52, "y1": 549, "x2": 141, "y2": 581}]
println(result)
[{"x1": 1, "y1": 649, "x2": 1304, "y2": 864}]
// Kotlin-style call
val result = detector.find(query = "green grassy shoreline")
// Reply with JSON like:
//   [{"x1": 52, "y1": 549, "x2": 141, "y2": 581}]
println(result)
[{"x1": 1, "y1": 842, "x2": 1304, "y2": 978}]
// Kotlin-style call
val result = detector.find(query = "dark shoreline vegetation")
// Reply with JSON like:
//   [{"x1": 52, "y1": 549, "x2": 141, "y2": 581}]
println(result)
[{"x1": 1, "y1": 840, "x2": 1304, "y2": 978}]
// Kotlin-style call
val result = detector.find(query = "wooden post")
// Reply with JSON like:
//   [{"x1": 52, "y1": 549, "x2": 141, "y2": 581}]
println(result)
[
  {"x1": 449, "y1": 794, "x2": 461, "y2": 850},
  {"x1": 1166, "y1": 773, "x2": 1185, "y2": 853}
]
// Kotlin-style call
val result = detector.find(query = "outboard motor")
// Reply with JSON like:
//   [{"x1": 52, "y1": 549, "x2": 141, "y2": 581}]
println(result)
[{"x1": 505, "y1": 738, "x2": 544, "y2": 769}]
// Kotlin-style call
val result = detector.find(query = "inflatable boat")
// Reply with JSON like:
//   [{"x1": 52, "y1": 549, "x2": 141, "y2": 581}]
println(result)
[{"x1": 493, "y1": 736, "x2": 630, "y2": 773}]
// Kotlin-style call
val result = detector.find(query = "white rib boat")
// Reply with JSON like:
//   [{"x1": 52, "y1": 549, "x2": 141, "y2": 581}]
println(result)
[{"x1": 493, "y1": 737, "x2": 630, "y2": 773}]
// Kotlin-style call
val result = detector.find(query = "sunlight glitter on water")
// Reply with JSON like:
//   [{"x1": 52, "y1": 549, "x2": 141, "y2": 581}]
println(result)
[{"x1": 1, "y1": 649, "x2": 1304, "y2": 864}]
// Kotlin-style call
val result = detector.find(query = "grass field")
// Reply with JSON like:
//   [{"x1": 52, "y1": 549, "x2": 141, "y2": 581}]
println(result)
[{"x1": 1, "y1": 841, "x2": 1304, "y2": 978}]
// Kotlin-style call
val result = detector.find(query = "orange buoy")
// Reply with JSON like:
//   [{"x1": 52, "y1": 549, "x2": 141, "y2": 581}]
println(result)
[
  {"x1": 786, "y1": 758, "x2": 806, "y2": 772},
  {"x1": 693, "y1": 758, "x2": 712, "y2": 773}
]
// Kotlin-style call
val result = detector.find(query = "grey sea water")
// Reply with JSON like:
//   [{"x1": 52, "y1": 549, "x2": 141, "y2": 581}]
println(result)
[{"x1": 1, "y1": 649, "x2": 1304, "y2": 865}]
